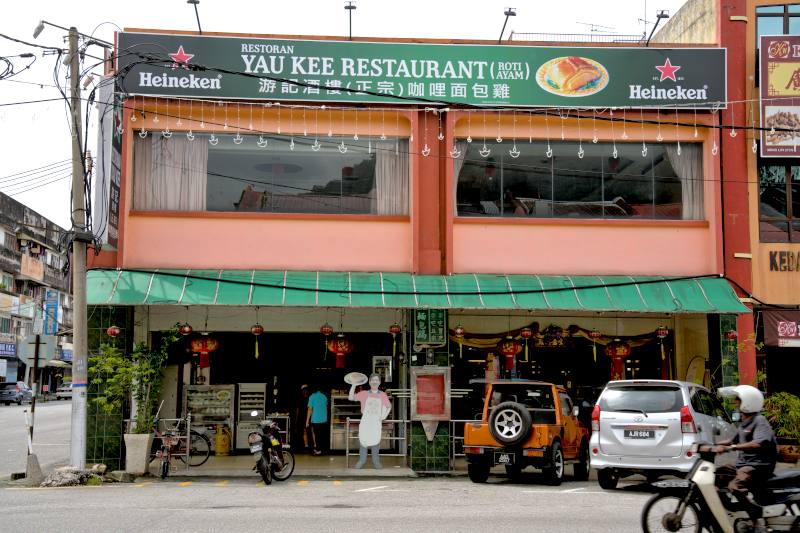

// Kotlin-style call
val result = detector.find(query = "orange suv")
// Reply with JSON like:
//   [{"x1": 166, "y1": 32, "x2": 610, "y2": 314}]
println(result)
[{"x1": 463, "y1": 380, "x2": 590, "y2": 485}]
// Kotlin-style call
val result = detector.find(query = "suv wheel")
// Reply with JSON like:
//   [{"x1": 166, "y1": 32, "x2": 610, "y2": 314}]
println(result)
[
  {"x1": 573, "y1": 441, "x2": 590, "y2": 481},
  {"x1": 543, "y1": 441, "x2": 564, "y2": 486},
  {"x1": 598, "y1": 468, "x2": 619, "y2": 490},
  {"x1": 488, "y1": 402, "x2": 532, "y2": 446},
  {"x1": 467, "y1": 461, "x2": 490, "y2": 483}
]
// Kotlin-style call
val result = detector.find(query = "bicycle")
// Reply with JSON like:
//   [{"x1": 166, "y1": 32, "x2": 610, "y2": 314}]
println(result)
[{"x1": 150, "y1": 413, "x2": 212, "y2": 477}]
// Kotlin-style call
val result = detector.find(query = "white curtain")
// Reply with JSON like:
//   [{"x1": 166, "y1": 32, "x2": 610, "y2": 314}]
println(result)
[
  {"x1": 664, "y1": 143, "x2": 703, "y2": 220},
  {"x1": 451, "y1": 141, "x2": 468, "y2": 213},
  {"x1": 133, "y1": 136, "x2": 208, "y2": 211},
  {"x1": 373, "y1": 140, "x2": 409, "y2": 215}
]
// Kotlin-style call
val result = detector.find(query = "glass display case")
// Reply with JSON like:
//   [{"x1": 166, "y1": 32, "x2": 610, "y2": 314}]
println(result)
[
  {"x1": 235, "y1": 383, "x2": 266, "y2": 450},
  {"x1": 184, "y1": 384, "x2": 235, "y2": 451}
]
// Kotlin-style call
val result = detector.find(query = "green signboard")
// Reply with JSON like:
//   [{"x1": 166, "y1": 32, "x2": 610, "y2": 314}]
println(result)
[
  {"x1": 117, "y1": 32, "x2": 726, "y2": 108},
  {"x1": 414, "y1": 309, "x2": 447, "y2": 346}
]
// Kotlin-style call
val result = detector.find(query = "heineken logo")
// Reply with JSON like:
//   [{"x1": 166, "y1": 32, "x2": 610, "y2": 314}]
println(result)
[
  {"x1": 628, "y1": 58, "x2": 707, "y2": 101},
  {"x1": 138, "y1": 72, "x2": 222, "y2": 90},
  {"x1": 169, "y1": 45, "x2": 194, "y2": 69}
]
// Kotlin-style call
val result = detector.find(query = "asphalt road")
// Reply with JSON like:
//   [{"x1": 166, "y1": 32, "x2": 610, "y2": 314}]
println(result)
[
  {"x1": 1, "y1": 477, "x2": 653, "y2": 533},
  {"x1": 0, "y1": 400, "x2": 71, "y2": 478}
]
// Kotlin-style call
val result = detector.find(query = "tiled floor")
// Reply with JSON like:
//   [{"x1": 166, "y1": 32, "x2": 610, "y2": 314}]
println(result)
[{"x1": 150, "y1": 452, "x2": 415, "y2": 478}]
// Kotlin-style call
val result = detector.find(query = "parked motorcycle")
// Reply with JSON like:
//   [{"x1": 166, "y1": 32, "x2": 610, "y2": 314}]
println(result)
[
  {"x1": 641, "y1": 443, "x2": 800, "y2": 532},
  {"x1": 247, "y1": 411, "x2": 295, "y2": 485}
]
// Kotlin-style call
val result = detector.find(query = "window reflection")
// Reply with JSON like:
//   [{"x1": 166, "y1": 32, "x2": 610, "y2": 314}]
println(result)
[
  {"x1": 133, "y1": 134, "x2": 409, "y2": 215},
  {"x1": 454, "y1": 141, "x2": 701, "y2": 220}
]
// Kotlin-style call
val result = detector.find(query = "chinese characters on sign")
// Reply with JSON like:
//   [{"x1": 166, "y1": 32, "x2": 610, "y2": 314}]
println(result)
[
  {"x1": 414, "y1": 309, "x2": 447, "y2": 346},
  {"x1": 760, "y1": 35, "x2": 800, "y2": 156},
  {"x1": 118, "y1": 33, "x2": 726, "y2": 108}
]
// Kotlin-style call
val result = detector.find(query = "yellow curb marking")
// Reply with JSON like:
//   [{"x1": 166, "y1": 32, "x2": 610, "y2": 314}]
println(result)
[
  {"x1": 178, "y1": 481, "x2": 192, "y2": 487},
  {"x1": 296, "y1": 480, "x2": 308, "y2": 486},
  {"x1": 134, "y1": 482, "x2": 153, "y2": 488},
  {"x1": 333, "y1": 480, "x2": 342, "y2": 486},
  {"x1": 215, "y1": 480, "x2": 229, "y2": 487},
  {"x1": 256, "y1": 480, "x2": 264, "y2": 486}
]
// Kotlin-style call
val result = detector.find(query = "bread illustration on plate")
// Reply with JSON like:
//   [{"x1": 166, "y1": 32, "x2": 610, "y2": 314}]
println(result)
[{"x1": 542, "y1": 56, "x2": 604, "y2": 94}]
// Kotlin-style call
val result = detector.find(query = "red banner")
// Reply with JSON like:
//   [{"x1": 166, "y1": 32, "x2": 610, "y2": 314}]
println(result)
[
  {"x1": 763, "y1": 310, "x2": 800, "y2": 347},
  {"x1": 415, "y1": 374, "x2": 446, "y2": 416}
]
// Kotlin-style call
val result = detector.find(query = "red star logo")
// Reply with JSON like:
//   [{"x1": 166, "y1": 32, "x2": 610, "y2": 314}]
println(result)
[
  {"x1": 169, "y1": 46, "x2": 194, "y2": 69},
  {"x1": 655, "y1": 58, "x2": 681, "y2": 82}
]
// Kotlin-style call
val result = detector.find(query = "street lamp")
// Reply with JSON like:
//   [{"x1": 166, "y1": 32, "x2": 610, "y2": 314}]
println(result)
[
  {"x1": 345, "y1": 1, "x2": 356, "y2": 41},
  {"x1": 498, "y1": 7, "x2": 516, "y2": 44},
  {"x1": 187, "y1": 0, "x2": 203, "y2": 35}
]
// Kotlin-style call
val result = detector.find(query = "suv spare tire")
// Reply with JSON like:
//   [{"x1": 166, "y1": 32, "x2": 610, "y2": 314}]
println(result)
[{"x1": 488, "y1": 402, "x2": 532, "y2": 446}]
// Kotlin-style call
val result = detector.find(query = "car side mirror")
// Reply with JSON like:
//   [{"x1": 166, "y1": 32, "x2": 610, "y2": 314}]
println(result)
[{"x1": 572, "y1": 406, "x2": 580, "y2": 417}]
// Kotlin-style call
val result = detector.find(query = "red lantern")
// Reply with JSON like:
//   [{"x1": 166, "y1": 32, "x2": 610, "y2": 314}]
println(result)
[
  {"x1": 327, "y1": 333, "x2": 353, "y2": 369},
  {"x1": 320, "y1": 323, "x2": 334, "y2": 337},
  {"x1": 498, "y1": 336, "x2": 522, "y2": 373},
  {"x1": 179, "y1": 323, "x2": 193, "y2": 336},
  {"x1": 191, "y1": 337, "x2": 219, "y2": 354},
  {"x1": 656, "y1": 326, "x2": 669, "y2": 339},
  {"x1": 453, "y1": 324, "x2": 465, "y2": 338},
  {"x1": 520, "y1": 327, "x2": 532, "y2": 339},
  {"x1": 589, "y1": 329, "x2": 602, "y2": 340},
  {"x1": 724, "y1": 330, "x2": 738, "y2": 341},
  {"x1": 604, "y1": 341, "x2": 632, "y2": 358},
  {"x1": 250, "y1": 324, "x2": 264, "y2": 336},
  {"x1": 389, "y1": 323, "x2": 402, "y2": 335},
  {"x1": 106, "y1": 325, "x2": 121, "y2": 338}
]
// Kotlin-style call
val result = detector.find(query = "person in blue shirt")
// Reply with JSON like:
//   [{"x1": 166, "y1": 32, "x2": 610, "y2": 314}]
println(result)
[{"x1": 306, "y1": 384, "x2": 329, "y2": 456}]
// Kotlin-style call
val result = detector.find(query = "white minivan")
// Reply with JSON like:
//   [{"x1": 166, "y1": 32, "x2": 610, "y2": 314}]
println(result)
[{"x1": 589, "y1": 379, "x2": 736, "y2": 489}]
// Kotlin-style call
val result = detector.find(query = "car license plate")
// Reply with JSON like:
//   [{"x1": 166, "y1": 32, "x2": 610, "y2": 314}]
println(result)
[
  {"x1": 249, "y1": 444, "x2": 262, "y2": 453},
  {"x1": 624, "y1": 429, "x2": 655, "y2": 439},
  {"x1": 495, "y1": 452, "x2": 514, "y2": 465}
]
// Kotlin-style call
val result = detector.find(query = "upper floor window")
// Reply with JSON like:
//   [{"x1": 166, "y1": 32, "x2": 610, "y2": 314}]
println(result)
[
  {"x1": 454, "y1": 141, "x2": 703, "y2": 220},
  {"x1": 757, "y1": 4, "x2": 800, "y2": 44},
  {"x1": 133, "y1": 134, "x2": 409, "y2": 216},
  {"x1": 758, "y1": 156, "x2": 800, "y2": 241}
]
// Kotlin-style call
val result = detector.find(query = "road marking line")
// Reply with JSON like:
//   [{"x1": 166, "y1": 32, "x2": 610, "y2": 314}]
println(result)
[
  {"x1": 178, "y1": 481, "x2": 192, "y2": 487},
  {"x1": 297, "y1": 480, "x2": 308, "y2": 486},
  {"x1": 354, "y1": 485, "x2": 389, "y2": 493},
  {"x1": 333, "y1": 480, "x2": 342, "y2": 486},
  {"x1": 214, "y1": 480, "x2": 229, "y2": 487},
  {"x1": 256, "y1": 481, "x2": 264, "y2": 486},
  {"x1": 134, "y1": 482, "x2": 153, "y2": 488},
  {"x1": 521, "y1": 489, "x2": 608, "y2": 494},
  {"x1": 563, "y1": 487, "x2": 586, "y2": 493}
]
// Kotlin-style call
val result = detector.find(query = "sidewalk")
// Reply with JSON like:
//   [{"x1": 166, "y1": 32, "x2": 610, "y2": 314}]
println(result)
[{"x1": 148, "y1": 453, "x2": 418, "y2": 479}]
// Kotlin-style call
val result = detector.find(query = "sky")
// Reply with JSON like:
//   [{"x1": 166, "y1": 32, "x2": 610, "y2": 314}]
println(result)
[{"x1": 0, "y1": 0, "x2": 689, "y2": 230}]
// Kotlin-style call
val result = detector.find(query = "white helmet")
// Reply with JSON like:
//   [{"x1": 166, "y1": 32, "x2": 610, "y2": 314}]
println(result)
[{"x1": 719, "y1": 385, "x2": 764, "y2": 414}]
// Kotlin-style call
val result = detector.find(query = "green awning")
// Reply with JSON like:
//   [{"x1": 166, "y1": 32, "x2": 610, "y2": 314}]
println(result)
[{"x1": 86, "y1": 269, "x2": 749, "y2": 314}]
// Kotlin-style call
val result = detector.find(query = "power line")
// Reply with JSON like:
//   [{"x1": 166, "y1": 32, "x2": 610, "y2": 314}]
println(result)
[
  {"x1": 0, "y1": 159, "x2": 70, "y2": 182},
  {"x1": 3, "y1": 173, "x2": 70, "y2": 197}
]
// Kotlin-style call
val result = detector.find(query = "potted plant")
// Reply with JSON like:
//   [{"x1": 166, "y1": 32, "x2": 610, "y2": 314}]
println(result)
[
  {"x1": 762, "y1": 391, "x2": 800, "y2": 464},
  {"x1": 89, "y1": 327, "x2": 179, "y2": 475}
]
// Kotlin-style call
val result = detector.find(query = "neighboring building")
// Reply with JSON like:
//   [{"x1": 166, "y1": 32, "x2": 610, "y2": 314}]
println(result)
[
  {"x1": 0, "y1": 192, "x2": 72, "y2": 389},
  {"x1": 87, "y1": 26, "x2": 744, "y2": 471},
  {"x1": 656, "y1": 0, "x2": 800, "y2": 397}
]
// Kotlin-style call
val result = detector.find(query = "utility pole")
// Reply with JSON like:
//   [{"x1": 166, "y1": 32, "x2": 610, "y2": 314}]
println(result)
[
  {"x1": 30, "y1": 334, "x2": 40, "y2": 441},
  {"x1": 68, "y1": 26, "x2": 88, "y2": 470}
]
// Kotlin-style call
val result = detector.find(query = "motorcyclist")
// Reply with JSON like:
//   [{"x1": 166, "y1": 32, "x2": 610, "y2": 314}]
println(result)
[{"x1": 713, "y1": 385, "x2": 778, "y2": 533}]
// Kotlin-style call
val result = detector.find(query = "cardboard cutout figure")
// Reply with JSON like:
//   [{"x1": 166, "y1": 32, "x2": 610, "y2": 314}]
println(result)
[{"x1": 349, "y1": 373, "x2": 391, "y2": 469}]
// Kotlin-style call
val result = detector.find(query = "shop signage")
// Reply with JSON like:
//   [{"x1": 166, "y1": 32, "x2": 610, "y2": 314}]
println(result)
[
  {"x1": 763, "y1": 309, "x2": 800, "y2": 347},
  {"x1": 768, "y1": 250, "x2": 800, "y2": 271},
  {"x1": 117, "y1": 32, "x2": 726, "y2": 108},
  {"x1": 0, "y1": 342, "x2": 16, "y2": 357},
  {"x1": 43, "y1": 290, "x2": 59, "y2": 336},
  {"x1": 414, "y1": 309, "x2": 447, "y2": 346},
  {"x1": 760, "y1": 35, "x2": 800, "y2": 157}
]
